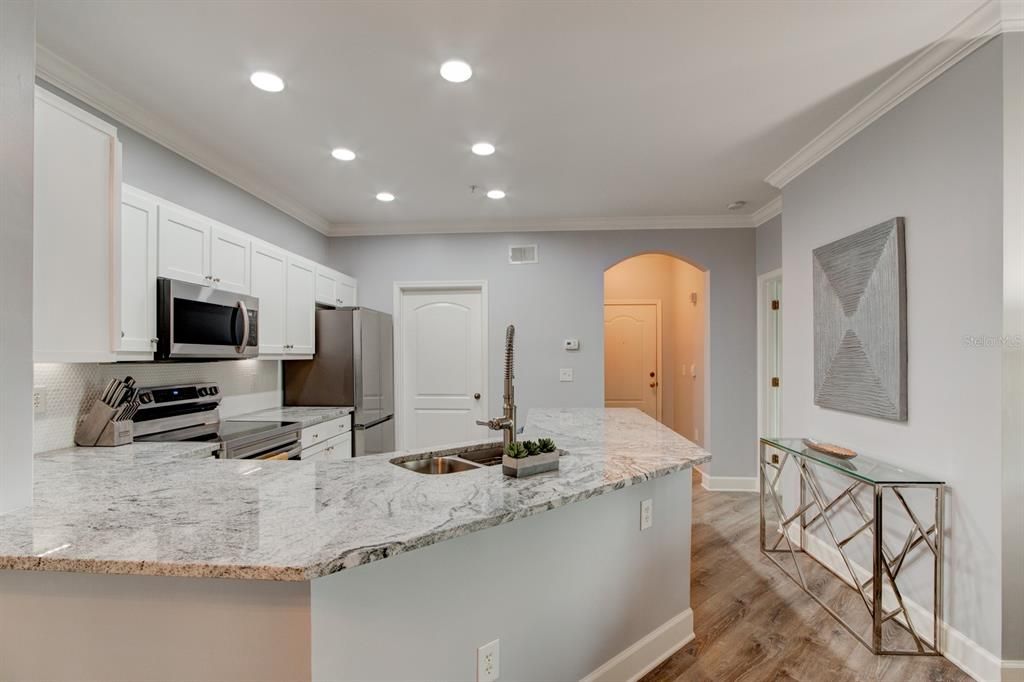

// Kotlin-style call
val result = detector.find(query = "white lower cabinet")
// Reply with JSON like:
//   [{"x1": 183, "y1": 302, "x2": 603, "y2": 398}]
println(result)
[
  {"x1": 299, "y1": 415, "x2": 353, "y2": 460},
  {"x1": 301, "y1": 432, "x2": 352, "y2": 462}
]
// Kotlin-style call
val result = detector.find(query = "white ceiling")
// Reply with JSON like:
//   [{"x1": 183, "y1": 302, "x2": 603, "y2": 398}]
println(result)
[{"x1": 36, "y1": 0, "x2": 982, "y2": 234}]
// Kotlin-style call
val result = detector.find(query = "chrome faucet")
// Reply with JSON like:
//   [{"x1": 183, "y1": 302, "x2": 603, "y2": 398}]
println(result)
[{"x1": 477, "y1": 324, "x2": 517, "y2": 447}]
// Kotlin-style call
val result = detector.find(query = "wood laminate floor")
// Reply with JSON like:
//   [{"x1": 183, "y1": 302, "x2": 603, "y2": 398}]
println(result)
[{"x1": 641, "y1": 480, "x2": 970, "y2": 682}]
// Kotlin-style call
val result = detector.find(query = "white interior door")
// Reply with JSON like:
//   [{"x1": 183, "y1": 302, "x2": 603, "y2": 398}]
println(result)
[
  {"x1": 400, "y1": 287, "x2": 486, "y2": 449},
  {"x1": 604, "y1": 302, "x2": 660, "y2": 420}
]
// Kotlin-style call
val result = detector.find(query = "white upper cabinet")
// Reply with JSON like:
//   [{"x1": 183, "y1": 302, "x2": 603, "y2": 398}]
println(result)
[
  {"x1": 210, "y1": 223, "x2": 251, "y2": 295},
  {"x1": 158, "y1": 205, "x2": 210, "y2": 286},
  {"x1": 286, "y1": 256, "x2": 316, "y2": 355},
  {"x1": 315, "y1": 265, "x2": 358, "y2": 307},
  {"x1": 116, "y1": 187, "x2": 159, "y2": 357},
  {"x1": 251, "y1": 240, "x2": 288, "y2": 355},
  {"x1": 315, "y1": 266, "x2": 341, "y2": 307},
  {"x1": 34, "y1": 87, "x2": 121, "y2": 363},
  {"x1": 339, "y1": 279, "x2": 357, "y2": 307},
  {"x1": 33, "y1": 89, "x2": 356, "y2": 363}
]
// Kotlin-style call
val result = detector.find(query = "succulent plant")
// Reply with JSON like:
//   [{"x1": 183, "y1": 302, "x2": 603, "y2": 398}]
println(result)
[
  {"x1": 522, "y1": 440, "x2": 541, "y2": 456},
  {"x1": 537, "y1": 437, "x2": 557, "y2": 453},
  {"x1": 504, "y1": 441, "x2": 528, "y2": 459}
]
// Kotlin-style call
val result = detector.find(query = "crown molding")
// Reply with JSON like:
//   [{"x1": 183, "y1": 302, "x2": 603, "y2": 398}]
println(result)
[
  {"x1": 35, "y1": 45, "x2": 332, "y2": 235},
  {"x1": 327, "y1": 211, "x2": 776, "y2": 237},
  {"x1": 765, "y1": 0, "x2": 1023, "y2": 189},
  {"x1": 751, "y1": 196, "x2": 783, "y2": 227}
]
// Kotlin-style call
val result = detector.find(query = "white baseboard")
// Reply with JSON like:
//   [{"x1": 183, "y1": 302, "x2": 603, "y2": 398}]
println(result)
[
  {"x1": 698, "y1": 468, "x2": 758, "y2": 492},
  {"x1": 790, "y1": 529, "x2": 1003, "y2": 682},
  {"x1": 580, "y1": 608, "x2": 694, "y2": 682},
  {"x1": 1003, "y1": 661, "x2": 1024, "y2": 682}
]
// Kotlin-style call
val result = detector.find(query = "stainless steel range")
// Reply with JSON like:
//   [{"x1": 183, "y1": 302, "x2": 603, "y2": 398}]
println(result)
[{"x1": 132, "y1": 382, "x2": 301, "y2": 460}]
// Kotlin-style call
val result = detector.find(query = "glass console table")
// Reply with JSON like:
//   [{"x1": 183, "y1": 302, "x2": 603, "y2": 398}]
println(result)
[{"x1": 759, "y1": 437, "x2": 945, "y2": 656}]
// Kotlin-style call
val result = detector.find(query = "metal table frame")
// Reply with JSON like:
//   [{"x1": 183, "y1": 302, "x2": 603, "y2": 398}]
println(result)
[{"x1": 759, "y1": 438, "x2": 945, "y2": 656}]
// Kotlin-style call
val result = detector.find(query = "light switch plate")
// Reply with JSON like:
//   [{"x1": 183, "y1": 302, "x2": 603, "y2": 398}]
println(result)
[{"x1": 559, "y1": 368, "x2": 574, "y2": 382}]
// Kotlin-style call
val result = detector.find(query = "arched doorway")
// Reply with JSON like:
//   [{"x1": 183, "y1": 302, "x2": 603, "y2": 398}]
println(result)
[{"x1": 604, "y1": 253, "x2": 708, "y2": 446}]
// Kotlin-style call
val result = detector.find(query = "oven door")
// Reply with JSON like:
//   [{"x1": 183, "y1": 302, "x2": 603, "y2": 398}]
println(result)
[{"x1": 157, "y1": 278, "x2": 259, "y2": 360}]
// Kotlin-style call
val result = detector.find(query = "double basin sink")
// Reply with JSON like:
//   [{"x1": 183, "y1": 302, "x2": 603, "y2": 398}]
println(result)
[{"x1": 391, "y1": 444, "x2": 504, "y2": 475}]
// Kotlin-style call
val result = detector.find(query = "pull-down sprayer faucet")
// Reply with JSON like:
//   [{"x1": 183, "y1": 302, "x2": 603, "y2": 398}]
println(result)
[{"x1": 476, "y1": 324, "x2": 517, "y2": 447}]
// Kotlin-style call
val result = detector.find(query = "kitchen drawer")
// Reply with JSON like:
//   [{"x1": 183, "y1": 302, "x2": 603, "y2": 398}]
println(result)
[
  {"x1": 300, "y1": 414, "x2": 353, "y2": 449},
  {"x1": 300, "y1": 439, "x2": 329, "y2": 461},
  {"x1": 301, "y1": 432, "x2": 352, "y2": 461}
]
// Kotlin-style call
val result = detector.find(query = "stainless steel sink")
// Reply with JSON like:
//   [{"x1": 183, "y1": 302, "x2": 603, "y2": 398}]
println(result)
[
  {"x1": 393, "y1": 457, "x2": 482, "y2": 475},
  {"x1": 455, "y1": 445, "x2": 504, "y2": 467}
]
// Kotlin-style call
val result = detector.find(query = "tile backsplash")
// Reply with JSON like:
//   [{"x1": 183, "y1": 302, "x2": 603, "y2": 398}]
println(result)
[{"x1": 33, "y1": 360, "x2": 281, "y2": 453}]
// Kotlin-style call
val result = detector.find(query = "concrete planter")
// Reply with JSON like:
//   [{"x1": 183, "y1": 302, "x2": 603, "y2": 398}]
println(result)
[{"x1": 502, "y1": 449, "x2": 562, "y2": 478}]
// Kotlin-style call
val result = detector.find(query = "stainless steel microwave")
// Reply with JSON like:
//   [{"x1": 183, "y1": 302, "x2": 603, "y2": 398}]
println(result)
[{"x1": 156, "y1": 278, "x2": 259, "y2": 361}]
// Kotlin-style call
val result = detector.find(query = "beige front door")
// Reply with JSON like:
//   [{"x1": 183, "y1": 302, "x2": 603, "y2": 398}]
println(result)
[{"x1": 604, "y1": 302, "x2": 660, "y2": 420}]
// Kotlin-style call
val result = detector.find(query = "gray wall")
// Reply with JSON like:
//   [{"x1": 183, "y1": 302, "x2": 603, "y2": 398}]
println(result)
[
  {"x1": 1001, "y1": 31, "x2": 1024, "y2": 663},
  {"x1": 0, "y1": 0, "x2": 35, "y2": 513},
  {"x1": 782, "y1": 36, "x2": 1005, "y2": 657},
  {"x1": 331, "y1": 228, "x2": 756, "y2": 478},
  {"x1": 755, "y1": 213, "x2": 782, "y2": 275},
  {"x1": 313, "y1": 471, "x2": 692, "y2": 680},
  {"x1": 36, "y1": 81, "x2": 329, "y2": 264}
]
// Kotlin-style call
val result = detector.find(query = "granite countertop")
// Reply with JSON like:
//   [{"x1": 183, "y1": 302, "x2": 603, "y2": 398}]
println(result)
[
  {"x1": 0, "y1": 408, "x2": 710, "y2": 581},
  {"x1": 232, "y1": 406, "x2": 354, "y2": 428},
  {"x1": 36, "y1": 441, "x2": 218, "y2": 464}
]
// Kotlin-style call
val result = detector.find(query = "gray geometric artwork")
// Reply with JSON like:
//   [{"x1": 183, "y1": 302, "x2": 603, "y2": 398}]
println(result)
[{"x1": 813, "y1": 218, "x2": 907, "y2": 421}]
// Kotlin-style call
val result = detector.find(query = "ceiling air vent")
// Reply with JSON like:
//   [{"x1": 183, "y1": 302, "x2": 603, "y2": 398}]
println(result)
[{"x1": 508, "y1": 244, "x2": 539, "y2": 265}]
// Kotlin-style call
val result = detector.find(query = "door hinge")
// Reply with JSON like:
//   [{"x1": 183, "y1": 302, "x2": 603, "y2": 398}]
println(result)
[
  {"x1": 771, "y1": 299, "x2": 780, "y2": 310},
  {"x1": 771, "y1": 377, "x2": 780, "y2": 388}
]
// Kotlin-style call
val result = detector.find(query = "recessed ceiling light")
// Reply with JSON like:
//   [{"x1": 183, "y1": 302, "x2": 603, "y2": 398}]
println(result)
[
  {"x1": 249, "y1": 71, "x2": 285, "y2": 93},
  {"x1": 486, "y1": 189, "x2": 506, "y2": 200},
  {"x1": 471, "y1": 142, "x2": 496, "y2": 156},
  {"x1": 727, "y1": 200, "x2": 747, "y2": 211},
  {"x1": 440, "y1": 60, "x2": 473, "y2": 83},
  {"x1": 331, "y1": 147, "x2": 356, "y2": 161},
  {"x1": 376, "y1": 192, "x2": 395, "y2": 202}
]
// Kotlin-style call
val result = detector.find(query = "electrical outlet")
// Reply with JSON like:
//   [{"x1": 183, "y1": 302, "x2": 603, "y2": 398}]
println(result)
[
  {"x1": 640, "y1": 498, "x2": 653, "y2": 531},
  {"x1": 559, "y1": 368, "x2": 573, "y2": 382},
  {"x1": 477, "y1": 639, "x2": 500, "y2": 682},
  {"x1": 32, "y1": 386, "x2": 47, "y2": 415}
]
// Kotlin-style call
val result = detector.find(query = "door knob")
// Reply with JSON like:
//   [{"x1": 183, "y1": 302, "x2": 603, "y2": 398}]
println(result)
[
  {"x1": 649, "y1": 371, "x2": 656, "y2": 378},
  {"x1": 474, "y1": 393, "x2": 481, "y2": 400},
  {"x1": 649, "y1": 381, "x2": 658, "y2": 388}
]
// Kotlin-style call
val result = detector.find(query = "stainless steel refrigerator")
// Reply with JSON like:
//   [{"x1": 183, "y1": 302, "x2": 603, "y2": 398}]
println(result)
[{"x1": 283, "y1": 308, "x2": 395, "y2": 456}]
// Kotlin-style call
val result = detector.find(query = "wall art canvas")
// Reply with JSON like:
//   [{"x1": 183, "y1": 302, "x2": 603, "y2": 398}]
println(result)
[{"x1": 813, "y1": 217, "x2": 907, "y2": 421}]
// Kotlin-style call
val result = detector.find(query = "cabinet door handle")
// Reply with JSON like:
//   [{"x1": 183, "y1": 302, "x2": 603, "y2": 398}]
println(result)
[
  {"x1": 214, "y1": 277, "x2": 221, "y2": 283},
  {"x1": 150, "y1": 338, "x2": 158, "y2": 344}
]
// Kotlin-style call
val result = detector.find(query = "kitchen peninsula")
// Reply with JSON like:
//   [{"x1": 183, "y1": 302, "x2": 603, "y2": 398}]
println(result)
[{"x1": 0, "y1": 409, "x2": 709, "y2": 681}]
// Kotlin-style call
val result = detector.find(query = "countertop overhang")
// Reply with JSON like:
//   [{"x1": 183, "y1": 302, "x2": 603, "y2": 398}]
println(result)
[{"x1": 0, "y1": 408, "x2": 710, "y2": 581}]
